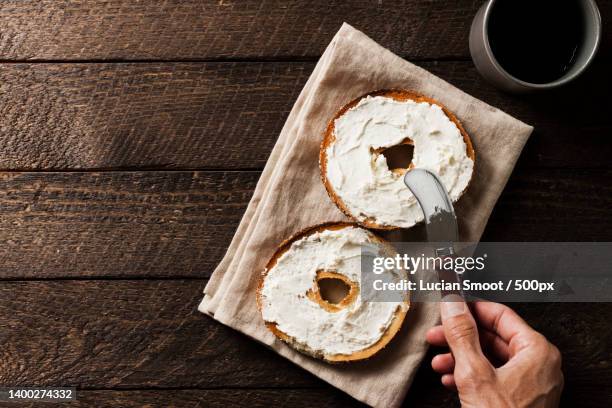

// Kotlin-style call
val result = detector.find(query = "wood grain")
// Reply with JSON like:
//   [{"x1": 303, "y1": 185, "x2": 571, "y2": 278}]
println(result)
[
  {"x1": 0, "y1": 170, "x2": 610, "y2": 280},
  {"x1": 0, "y1": 171, "x2": 258, "y2": 279},
  {"x1": 9, "y1": 389, "x2": 365, "y2": 408},
  {"x1": 2, "y1": 2, "x2": 610, "y2": 406},
  {"x1": 0, "y1": 280, "x2": 610, "y2": 406},
  {"x1": 1, "y1": 0, "x2": 610, "y2": 61},
  {"x1": 481, "y1": 169, "x2": 612, "y2": 242},
  {"x1": 6, "y1": 387, "x2": 468, "y2": 408},
  {"x1": 0, "y1": 63, "x2": 310, "y2": 170},
  {"x1": 3, "y1": 389, "x2": 362, "y2": 408},
  {"x1": 0, "y1": 279, "x2": 319, "y2": 388},
  {"x1": 0, "y1": 0, "x2": 479, "y2": 61},
  {"x1": 1, "y1": 61, "x2": 611, "y2": 171}
]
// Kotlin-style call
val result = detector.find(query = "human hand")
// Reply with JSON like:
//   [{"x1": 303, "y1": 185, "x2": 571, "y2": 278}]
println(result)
[{"x1": 426, "y1": 298, "x2": 564, "y2": 408}]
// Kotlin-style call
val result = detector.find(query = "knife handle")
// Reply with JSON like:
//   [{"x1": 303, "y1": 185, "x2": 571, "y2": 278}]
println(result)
[{"x1": 436, "y1": 252, "x2": 465, "y2": 300}]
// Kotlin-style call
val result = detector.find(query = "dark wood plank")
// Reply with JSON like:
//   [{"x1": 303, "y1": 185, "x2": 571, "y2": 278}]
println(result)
[
  {"x1": 0, "y1": 169, "x2": 610, "y2": 280},
  {"x1": 0, "y1": 0, "x2": 488, "y2": 61},
  {"x1": 1, "y1": 61, "x2": 610, "y2": 171},
  {"x1": 0, "y1": 281, "x2": 610, "y2": 407},
  {"x1": 9, "y1": 389, "x2": 364, "y2": 408},
  {"x1": 481, "y1": 169, "x2": 612, "y2": 242},
  {"x1": 1, "y1": 0, "x2": 610, "y2": 61},
  {"x1": 0, "y1": 171, "x2": 258, "y2": 279},
  {"x1": 0, "y1": 279, "x2": 320, "y2": 388},
  {"x1": 5, "y1": 369, "x2": 608, "y2": 408},
  {"x1": 0, "y1": 62, "x2": 310, "y2": 170}
]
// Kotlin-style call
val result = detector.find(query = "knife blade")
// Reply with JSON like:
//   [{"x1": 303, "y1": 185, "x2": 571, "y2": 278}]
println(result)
[{"x1": 403, "y1": 169, "x2": 463, "y2": 298}]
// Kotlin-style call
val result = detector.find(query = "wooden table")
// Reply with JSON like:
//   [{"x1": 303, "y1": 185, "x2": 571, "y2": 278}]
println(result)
[{"x1": 1, "y1": 1, "x2": 611, "y2": 406}]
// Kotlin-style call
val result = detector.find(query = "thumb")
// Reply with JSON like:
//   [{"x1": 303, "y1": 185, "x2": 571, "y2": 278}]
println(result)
[{"x1": 440, "y1": 296, "x2": 488, "y2": 369}]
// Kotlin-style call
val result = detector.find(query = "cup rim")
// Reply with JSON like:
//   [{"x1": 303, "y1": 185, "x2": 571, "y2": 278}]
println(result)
[{"x1": 481, "y1": 0, "x2": 602, "y2": 89}]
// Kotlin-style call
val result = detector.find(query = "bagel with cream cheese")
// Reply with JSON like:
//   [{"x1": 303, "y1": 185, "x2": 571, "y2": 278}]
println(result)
[
  {"x1": 320, "y1": 89, "x2": 475, "y2": 230},
  {"x1": 257, "y1": 222, "x2": 409, "y2": 363}
]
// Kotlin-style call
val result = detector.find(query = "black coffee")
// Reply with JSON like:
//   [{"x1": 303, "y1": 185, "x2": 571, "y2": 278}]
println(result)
[{"x1": 488, "y1": 0, "x2": 584, "y2": 84}]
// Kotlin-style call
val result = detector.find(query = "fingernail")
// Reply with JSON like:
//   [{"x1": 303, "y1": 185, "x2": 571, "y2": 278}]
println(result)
[{"x1": 440, "y1": 294, "x2": 465, "y2": 320}]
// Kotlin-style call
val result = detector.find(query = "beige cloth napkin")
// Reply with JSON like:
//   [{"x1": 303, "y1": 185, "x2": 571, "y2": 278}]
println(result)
[{"x1": 199, "y1": 23, "x2": 533, "y2": 407}]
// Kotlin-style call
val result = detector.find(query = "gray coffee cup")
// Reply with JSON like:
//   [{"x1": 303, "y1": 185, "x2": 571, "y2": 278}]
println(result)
[{"x1": 469, "y1": 0, "x2": 601, "y2": 93}]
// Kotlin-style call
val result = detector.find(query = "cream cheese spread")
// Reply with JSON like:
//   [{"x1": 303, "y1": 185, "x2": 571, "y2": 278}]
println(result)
[
  {"x1": 325, "y1": 95, "x2": 474, "y2": 228},
  {"x1": 260, "y1": 226, "x2": 407, "y2": 356}
]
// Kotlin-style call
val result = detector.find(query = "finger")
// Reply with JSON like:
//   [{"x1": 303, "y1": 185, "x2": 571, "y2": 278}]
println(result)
[
  {"x1": 480, "y1": 328, "x2": 510, "y2": 362},
  {"x1": 440, "y1": 295, "x2": 488, "y2": 368},
  {"x1": 441, "y1": 374, "x2": 457, "y2": 389},
  {"x1": 432, "y1": 352, "x2": 455, "y2": 374},
  {"x1": 428, "y1": 323, "x2": 511, "y2": 363},
  {"x1": 426, "y1": 325, "x2": 446, "y2": 347},
  {"x1": 471, "y1": 301, "x2": 536, "y2": 344}
]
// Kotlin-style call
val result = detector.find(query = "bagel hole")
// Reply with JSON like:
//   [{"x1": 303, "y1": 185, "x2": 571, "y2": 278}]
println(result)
[
  {"x1": 381, "y1": 142, "x2": 414, "y2": 171},
  {"x1": 318, "y1": 278, "x2": 350, "y2": 305}
]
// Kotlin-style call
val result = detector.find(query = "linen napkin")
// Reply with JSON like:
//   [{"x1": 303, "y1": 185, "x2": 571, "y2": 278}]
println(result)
[{"x1": 199, "y1": 23, "x2": 533, "y2": 407}]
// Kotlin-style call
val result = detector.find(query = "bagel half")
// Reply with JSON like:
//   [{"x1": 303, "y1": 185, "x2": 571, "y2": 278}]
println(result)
[
  {"x1": 320, "y1": 89, "x2": 475, "y2": 230},
  {"x1": 257, "y1": 222, "x2": 410, "y2": 363}
]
